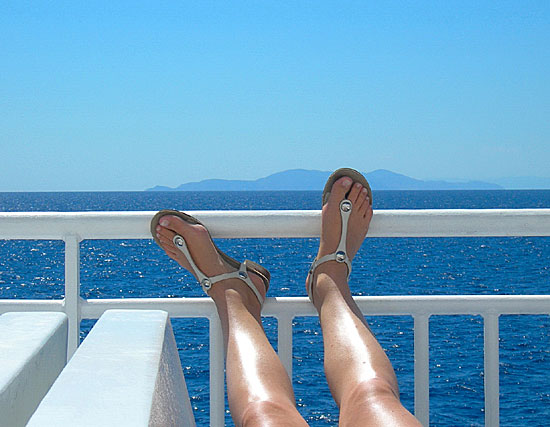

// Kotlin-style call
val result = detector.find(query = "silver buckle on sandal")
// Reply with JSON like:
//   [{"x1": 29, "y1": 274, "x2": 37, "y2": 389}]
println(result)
[
  {"x1": 340, "y1": 200, "x2": 352, "y2": 212},
  {"x1": 201, "y1": 278, "x2": 212, "y2": 290},
  {"x1": 336, "y1": 251, "x2": 346, "y2": 262}
]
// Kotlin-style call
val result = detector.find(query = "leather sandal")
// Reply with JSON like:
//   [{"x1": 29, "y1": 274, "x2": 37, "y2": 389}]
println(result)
[
  {"x1": 151, "y1": 209, "x2": 270, "y2": 306},
  {"x1": 306, "y1": 168, "x2": 372, "y2": 304}
]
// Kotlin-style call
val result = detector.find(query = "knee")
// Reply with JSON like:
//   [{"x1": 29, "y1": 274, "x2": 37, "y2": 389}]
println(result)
[
  {"x1": 340, "y1": 379, "x2": 419, "y2": 427},
  {"x1": 344, "y1": 377, "x2": 400, "y2": 407},
  {"x1": 240, "y1": 400, "x2": 297, "y2": 427}
]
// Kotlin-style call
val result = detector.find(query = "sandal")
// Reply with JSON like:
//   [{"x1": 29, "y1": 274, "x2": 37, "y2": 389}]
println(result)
[
  {"x1": 151, "y1": 209, "x2": 270, "y2": 306},
  {"x1": 306, "y1": 168, "x2": 372, "y2": 303}
]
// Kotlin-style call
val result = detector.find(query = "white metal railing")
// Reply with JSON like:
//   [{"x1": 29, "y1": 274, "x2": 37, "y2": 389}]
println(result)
[{"x1": 1, "y1": 209, "x2": 550, "y2": 427}]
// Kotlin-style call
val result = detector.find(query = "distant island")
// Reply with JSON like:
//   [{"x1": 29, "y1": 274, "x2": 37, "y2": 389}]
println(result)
[{"x1": 147, "y1": 169, "x2": 510, "y2": 191}]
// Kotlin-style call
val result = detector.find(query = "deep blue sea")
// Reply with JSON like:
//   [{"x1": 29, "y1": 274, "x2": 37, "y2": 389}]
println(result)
[{"x1": 1, "y1": 190, "x2": 550, "y2": 426}]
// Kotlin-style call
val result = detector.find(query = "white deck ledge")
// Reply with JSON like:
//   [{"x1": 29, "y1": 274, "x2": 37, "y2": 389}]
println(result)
[
  {"x1": 28, "y1": 310, "x2": 195, "y2": 427},
  {"x1": 0, "y1": 312, "x2": 68, "y2": 427}
]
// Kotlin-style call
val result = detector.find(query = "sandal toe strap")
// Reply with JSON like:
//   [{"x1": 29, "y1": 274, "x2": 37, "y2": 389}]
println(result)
[
  {"x1": 306, "y1": 199, "x2": 353, "y2": 302},
  {"x1": 172, "y1": 235, "x2": 265, "y2": 306}
]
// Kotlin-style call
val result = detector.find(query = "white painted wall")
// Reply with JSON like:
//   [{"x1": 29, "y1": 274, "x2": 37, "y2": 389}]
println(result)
[
  {"x1": 0, "y1": 312, "x2": 68, "y2": 427},
  {"x1": 28, "y1": 310, "x2": 195, "y2": 427}
]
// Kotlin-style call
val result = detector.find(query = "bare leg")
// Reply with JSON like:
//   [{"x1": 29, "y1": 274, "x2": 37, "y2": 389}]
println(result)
[
  {"x1": 308, "y1": 178, "x2": 421, "y2": 427},
  {"x1": 155, "y1": 216, "x2": 308, "y2": 427}
]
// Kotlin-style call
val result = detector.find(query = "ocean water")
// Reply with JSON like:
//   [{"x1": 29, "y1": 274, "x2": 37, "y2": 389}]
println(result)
[{"x1": 1, "y1": 190, "x2": 550, "y2": 426}]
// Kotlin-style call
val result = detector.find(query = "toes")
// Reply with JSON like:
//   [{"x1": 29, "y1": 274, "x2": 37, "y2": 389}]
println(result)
[
  {"x1": 155, "y1": 233, "x2": 180, "y2": 259},
  {"x1": 156, "y1": 223, "x2": 176, "y2": 240},
  {"x1": 326, "y1": 176, "x2": 370, "y2": 215},
  {"x1": 347, "y1": 182, "x2": 364, "y2": 204},
  {"x1": 158, "y1": 235, "x2": 181, "y2": 258},
  {"x1": 157, "y1": 215, "x2": 187, "y2": 235},
  {"x1": 155, "y1": 215, "x2": 205, "y2": 246},
  {"x1": 355, "y1": 189, "x2": 368, "y2": 213},
  {"x1": 158, "y1": 231, "x2": 175, "y2": 247},
  {"x1": 363, "y1": 199, "x2": 373, "y2": 220},
  {"x1": 363, "y1": 193, "x2": 374, "y2": 219},
  {"x1": 327, "y1": 177, "x2": 353, "y2": 206}
]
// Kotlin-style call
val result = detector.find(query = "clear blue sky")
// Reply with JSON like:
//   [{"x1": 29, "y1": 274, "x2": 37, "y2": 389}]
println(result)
[{"x1": 1, "y1": 1, "x2": 549, "y2": 191}]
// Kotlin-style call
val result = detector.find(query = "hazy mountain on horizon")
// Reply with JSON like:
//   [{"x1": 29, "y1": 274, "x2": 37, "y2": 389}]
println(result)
[
  {"x1": 147, "y1": 169, "x2": 511, "y2": 191},
  {"x1": 493, "y1": 176, "x2": 550, "y2": 190}
]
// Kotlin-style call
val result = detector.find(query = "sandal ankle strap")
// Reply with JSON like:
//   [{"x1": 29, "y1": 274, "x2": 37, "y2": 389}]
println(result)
[
  {"x1": 306, "y1": 199, "x2": 353, "y2": 302},
  {"x1": 173, "y1": 235, "x2": 265, "y2": 306}
]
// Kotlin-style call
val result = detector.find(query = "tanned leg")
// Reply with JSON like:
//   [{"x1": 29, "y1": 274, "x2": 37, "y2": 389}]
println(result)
[
  {"x1": 309, "y1": 177, "x2": 421, "y2": 427},
  {"x1": 155, "y1": 216, "x2": 308, "y2": 427}
]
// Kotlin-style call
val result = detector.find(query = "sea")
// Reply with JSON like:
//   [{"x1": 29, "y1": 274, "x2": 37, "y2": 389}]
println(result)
[{"x1": 1, "y1": 190, "x2": 550, "y2": 426}]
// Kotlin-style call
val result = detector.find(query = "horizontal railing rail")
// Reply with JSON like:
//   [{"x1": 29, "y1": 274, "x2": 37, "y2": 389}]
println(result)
[
  {"x1": 1, "y1": 209, "x2": 550, "y2": 426},
  {"x1": 2, "y1": 209, "x2": 550, "y2": 239}
]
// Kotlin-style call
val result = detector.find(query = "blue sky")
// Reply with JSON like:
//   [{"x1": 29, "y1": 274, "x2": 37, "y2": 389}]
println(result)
[{"x1": 1, "y1": 1, "x2": 549, "y2": 191}]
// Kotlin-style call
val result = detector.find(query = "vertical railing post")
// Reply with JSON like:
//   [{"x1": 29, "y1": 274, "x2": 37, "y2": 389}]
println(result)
[
  {"x1": 277, "y1": 313, "x2": 294, "y2": 378},
  {"x1": 209, "y1": 315, "x2": 225, "y2": 427},
  {"x1": 483, "y1": 313, "x2": 500, "y2": 427},
  {"x1": 64, "y1": 234, "x2": 81, "y2": 359},
  {"x1": 414, "y1": 314, "x2": 430, "y2": 426}
]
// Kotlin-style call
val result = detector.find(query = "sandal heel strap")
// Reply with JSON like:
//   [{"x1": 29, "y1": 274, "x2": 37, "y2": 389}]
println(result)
[
  {"x1": 208, "y1": 261, "x2": 265, "y2": 305},
  {"x1": 172, "y1": 235, "x2": 265, "y2": 306},
  {"x1": 306, "y1": 254, "x2": 353, "y2": 301}
]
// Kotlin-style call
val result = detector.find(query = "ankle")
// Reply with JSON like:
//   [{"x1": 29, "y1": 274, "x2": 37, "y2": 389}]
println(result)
[
  {"x1": 314, "y1": 262, "x2": 349, "y2": 283},
  {"x1": 210, "y1": 281, "x2": 262, "y2": 313},
  {"x1": 310, "y1": 268, "x2": 351, "y2": 306}
]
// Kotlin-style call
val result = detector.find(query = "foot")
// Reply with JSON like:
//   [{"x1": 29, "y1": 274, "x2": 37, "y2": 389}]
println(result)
[
  {"x1": 155, "y1": 215, "x2": 267, "y2": 310},
  {"x1": 308, "y1": 177, "x2": 373, "y2": 302}
]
